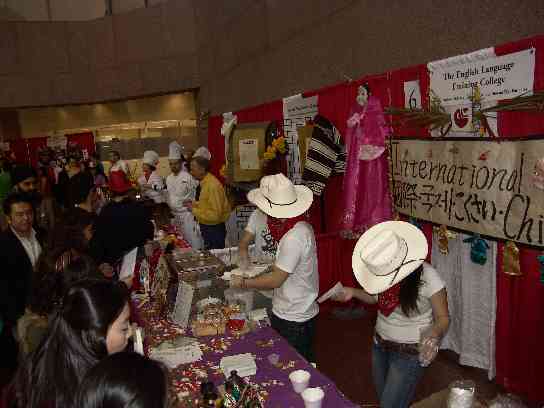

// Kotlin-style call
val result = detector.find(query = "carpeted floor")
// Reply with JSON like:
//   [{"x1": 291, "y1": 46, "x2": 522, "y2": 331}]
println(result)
[{"x1": 314, "y1": 308, "x2": 506, "y2": 407}]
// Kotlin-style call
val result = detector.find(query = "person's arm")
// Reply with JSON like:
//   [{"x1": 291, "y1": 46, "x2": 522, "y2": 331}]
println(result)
[
  {"x1": 238, "y1": 230, "x2": 254, "y2": 269},
  {"x1": 334, "y1": 286, "x2": 377, "y2": 304},
  {"x1": 231, "y1": 264, "x2": 289, "y2": 290},
  {"x1": 429, "y1": 288, "x2": 450, "y2": 339}
]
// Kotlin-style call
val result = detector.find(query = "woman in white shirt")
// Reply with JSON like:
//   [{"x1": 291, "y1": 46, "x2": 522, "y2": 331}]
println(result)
[
  {"x1": 334, "y1": 221, "x2": 449, "y2": 408},
  {"x1": 137, "y1": 150, "x2": 165, "y2": 203}
]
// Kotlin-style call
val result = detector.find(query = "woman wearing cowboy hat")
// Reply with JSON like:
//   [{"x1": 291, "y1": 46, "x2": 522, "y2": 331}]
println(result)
[
  {"x1": 230, "y1": 173, "x2": 319, "y2": 362},
  {"x1": 334, "y1": 221, "x2": 449, "y2": 408}
]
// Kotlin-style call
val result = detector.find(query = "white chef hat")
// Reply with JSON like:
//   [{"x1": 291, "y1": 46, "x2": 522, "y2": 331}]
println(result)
[
  {"x1": 193, "y1": 146, "x2": 211, "y2": 160},
  {"x1": 143, "y1": 150, "x2": 159, "y2": 166},
  {"x1": 168, "y1": 141, "x2": 183, "y2": 160}
]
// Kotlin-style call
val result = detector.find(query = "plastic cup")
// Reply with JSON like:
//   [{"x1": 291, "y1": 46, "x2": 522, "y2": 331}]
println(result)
[
  {"x1": 267, "y1": 353, "x2": 279, "y2": 366},
  {"x1": 289, "y1": 369, "x2": 311, "y2": 393},
  {"x1": 301, "y1": 387, "x2": 324, "y2": 408}
]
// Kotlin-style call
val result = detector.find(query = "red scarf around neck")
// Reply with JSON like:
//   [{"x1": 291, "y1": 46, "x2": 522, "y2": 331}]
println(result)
[
  {"x1": 377, "y1": 283, "x2": 401, "y2": 317},
  {"x1": 267, "y1": 215, "x2": 306, "y2": 243}
]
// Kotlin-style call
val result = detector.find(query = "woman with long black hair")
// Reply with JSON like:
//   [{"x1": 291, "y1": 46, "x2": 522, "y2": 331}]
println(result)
[
  {"x1": 7, "y1": 279, "x2": 131, "y2": 408},
  {"x1": 74, "y1": 352, "x2": 170, "y2": 408},
  {"x1": 334, "y1": 221, "x2": 450, "y2": 408}
]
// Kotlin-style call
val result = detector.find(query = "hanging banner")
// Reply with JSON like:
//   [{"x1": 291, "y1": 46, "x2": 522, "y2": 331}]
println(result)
[
  {"x1": 391, "y1": 137, "x2": 544, "y2": 247},
  {"x1": 282, "y1": 94, "x2": 318, "y2": 183},
  {"x1": 429, "y1": 48, "x2": 535, "y2": 106}
]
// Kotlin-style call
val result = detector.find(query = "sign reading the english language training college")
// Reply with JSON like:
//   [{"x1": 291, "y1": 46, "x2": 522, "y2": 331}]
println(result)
[
  {"x1": 429, "y1": 48, "x2": 535, "y2": 106},
  {"x1": 390, "y1": 137, "x2": 544, "y2": 247}
]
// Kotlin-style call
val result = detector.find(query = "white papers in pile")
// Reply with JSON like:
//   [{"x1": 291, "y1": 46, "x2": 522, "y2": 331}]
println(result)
[{"x1": 220, "y1": 353, "x2": 257, "y2": 378}]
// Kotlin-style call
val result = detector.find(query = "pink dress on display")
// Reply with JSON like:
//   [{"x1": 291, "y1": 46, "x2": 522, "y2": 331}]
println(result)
[{"x1": 341, "y1": 95, "x2": 392, "y2": 237}]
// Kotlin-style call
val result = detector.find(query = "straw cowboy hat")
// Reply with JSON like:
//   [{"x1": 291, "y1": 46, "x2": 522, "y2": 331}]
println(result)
[
  {"x1": 247, "y1": 173, "x2": 313, "y2": 219},
  {"x1": 352, "y1": 221, "x2": 428, "y2": 295},
  {"x1": 142, "y1": 150, "x2": 159, "y2": 167}
]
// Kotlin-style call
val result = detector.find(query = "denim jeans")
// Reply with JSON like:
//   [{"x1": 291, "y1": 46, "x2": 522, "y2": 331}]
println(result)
[
  {"x1": 199, "y1": 223, "x2": 226, "y2": 250},
  {"x1": 270, "y1": 313, "x2": 316, "y2": 363},
  {"x1": 372, "y1": 340, "x2": 425, "y2": 408}
]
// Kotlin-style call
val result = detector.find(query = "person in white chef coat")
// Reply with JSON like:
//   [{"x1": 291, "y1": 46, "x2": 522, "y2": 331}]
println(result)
[
  {"x1": 165, "y1": 141, "x2": 202, "y2": 249},
  {"x1": 137, "y1": 150, "x2": 165, "y2": 203}
]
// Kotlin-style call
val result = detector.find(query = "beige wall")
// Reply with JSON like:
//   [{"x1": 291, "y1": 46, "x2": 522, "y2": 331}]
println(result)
[
  {"x1": 1, "y1": 0, "x2": 543, "y2": 119},
  {"x1": 18, "y1": 93, "x2": 195, "y2": 137}
]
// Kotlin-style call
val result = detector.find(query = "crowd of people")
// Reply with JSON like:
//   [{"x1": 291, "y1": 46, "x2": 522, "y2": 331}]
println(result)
[
  {"x1": 0, "y1": 142, "x2": 228, "y2": 407},
  {"x1": 0, "y1": 140, "x2": 449, "y2": 408}
]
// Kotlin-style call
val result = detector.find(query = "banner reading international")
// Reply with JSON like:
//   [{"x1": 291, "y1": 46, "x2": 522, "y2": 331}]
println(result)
[
  {"x1": 390, "y1": 137, "x2": 544, "y2": 246},
  {"x1": 429, "y1": 48, "x2": 535, "y2": 106}
]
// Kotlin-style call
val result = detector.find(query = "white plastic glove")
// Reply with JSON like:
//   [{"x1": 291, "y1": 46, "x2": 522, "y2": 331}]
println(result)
[{"x1": 418, "y1": 327, "x2": 440, "y2": 367}]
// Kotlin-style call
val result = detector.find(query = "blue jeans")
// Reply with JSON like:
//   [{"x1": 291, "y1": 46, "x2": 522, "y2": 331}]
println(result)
[{"x1": 372, "y1": 340, "x2": 425, "y2": 408}]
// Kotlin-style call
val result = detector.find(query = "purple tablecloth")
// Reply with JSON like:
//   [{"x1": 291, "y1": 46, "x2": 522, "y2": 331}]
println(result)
[
  {"x1": 131, "y1": 292, "x2": 357, "y2": 407},
  {"x1": 198, "y1": 326, "x2": 357, "y2": 408}
]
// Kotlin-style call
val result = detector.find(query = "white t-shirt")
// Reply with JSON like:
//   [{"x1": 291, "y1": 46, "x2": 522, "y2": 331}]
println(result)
[
  {"x1": 375, "y1": 262, "x2": 445, "y2": 344},
  {"x1": 244, "y1": 209, "x2": 277, "y2": 262},
  {"x1": 272, "y1": 221, "x2": 319, "y2": 323}
]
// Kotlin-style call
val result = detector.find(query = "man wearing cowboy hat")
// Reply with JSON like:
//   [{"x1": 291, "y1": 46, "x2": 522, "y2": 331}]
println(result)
[
  {"x1": 166, "y1": 141, "x2": 202, "y2": 249},
  {"x1": 334, "y1": 221, "x2": 449, "y2": 408},
  {"x1": 230, "y1": 173, "x2": 319, "y2": 362},
  {"x1": 137, "y1": 150, "x2": 165, "y2": 203}
]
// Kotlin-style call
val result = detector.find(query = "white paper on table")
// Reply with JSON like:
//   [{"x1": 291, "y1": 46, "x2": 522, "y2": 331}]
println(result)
[
  {"x1": 239, "y1": 138, "x2": 259, "y2": 170},
  {"x1": 119, "y1": 247, "x2": 138, "y2": 280},
  {"x1": 149, "y1": 343, "x2": 203, "y2": 368}
]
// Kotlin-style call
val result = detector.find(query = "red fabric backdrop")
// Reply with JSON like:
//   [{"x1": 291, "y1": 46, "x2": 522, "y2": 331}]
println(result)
[
  {"x1": 26, "y1": 137, "x2": 48, "y2": 168},
  {"x1": 66, "y1": 132, "x2": 95, "y2": 157},
  {"x1": 208, "y1": 35, "x2": 544, "y2": 403},
  {"x1": 493, "y1": 35, "x2": 544, "y2": 404}
]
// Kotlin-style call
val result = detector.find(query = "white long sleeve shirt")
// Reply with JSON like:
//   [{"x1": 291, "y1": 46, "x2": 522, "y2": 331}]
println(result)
[{"x1": 166, "y1": 171, "x2": 198, "y2": 216}]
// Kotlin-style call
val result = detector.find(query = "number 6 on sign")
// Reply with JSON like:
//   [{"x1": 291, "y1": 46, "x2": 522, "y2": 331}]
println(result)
[{"x1": 404, "y1": 80, "x2": 422, "y2": 109}]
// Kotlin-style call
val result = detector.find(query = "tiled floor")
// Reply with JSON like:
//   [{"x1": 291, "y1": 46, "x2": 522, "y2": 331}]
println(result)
[{"x1": 314, "y1": 308, "x2": 507, "y2": 407}]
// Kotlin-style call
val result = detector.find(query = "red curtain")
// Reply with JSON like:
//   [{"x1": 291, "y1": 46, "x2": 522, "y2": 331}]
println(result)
[
  {"x1": 8, "y1": 139, "x2": 29, "y2": 165},
  {"x1": 66, "y1": 132, "x2": 95, "y2": 158},
  {"x1": 493, "y1": 35, "x2": 544, "y2": 404},
  {"x1": 26, "y1": 137, "x2": 48, "y2": 168}
]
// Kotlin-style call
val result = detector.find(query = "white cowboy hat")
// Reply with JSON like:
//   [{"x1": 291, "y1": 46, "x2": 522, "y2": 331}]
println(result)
[
  {"x1": 143, "y1": 150, "x2": 159, "y2": 166},
  {"x1": 247, "y1": 173, "x2": 313, "y2": 219},
  {"x1": 352, "y1": 221, "x2": 428, "y2": 295},
  {"x1": 168, "y1": 141, "x2": 183, "y2": 160}
]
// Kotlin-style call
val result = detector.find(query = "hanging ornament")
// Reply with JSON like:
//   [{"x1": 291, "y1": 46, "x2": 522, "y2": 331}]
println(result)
[
  {"x1": 434, "y1": 225, "x2": 456, "y2": 255},
  {"x1": 463, "y1": 233, "x2": 490, "y2": 265},
  {"x1": 502, "y1": 241, "x2": 522, "y2": 276},
  {"x1": 537, "y1": 253, "x2": 544, "y2": 284}
]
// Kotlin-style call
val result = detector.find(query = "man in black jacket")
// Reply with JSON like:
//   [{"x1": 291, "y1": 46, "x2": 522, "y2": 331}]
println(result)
[{"x1": 0, "y1": 192, "x2": 45, "y2": 370}]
